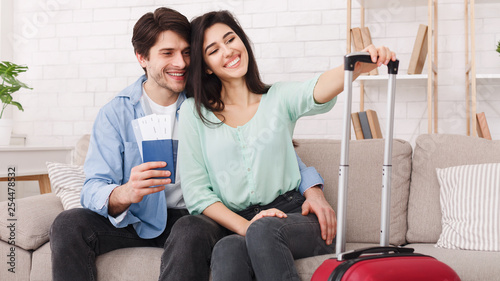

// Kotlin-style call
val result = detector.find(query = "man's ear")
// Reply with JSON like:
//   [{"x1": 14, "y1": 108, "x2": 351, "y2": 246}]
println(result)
[{"x1": 136, "y1": 52, "x2": 148, "y2": 68}]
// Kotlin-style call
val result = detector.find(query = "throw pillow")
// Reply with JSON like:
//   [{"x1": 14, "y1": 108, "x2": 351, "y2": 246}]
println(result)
[
  {"x1": 46, "y1": 162, "x2": 85, "y2": 210},
  {"x1": 436, "y1": 163, "x2": 500, "y2": 251}
]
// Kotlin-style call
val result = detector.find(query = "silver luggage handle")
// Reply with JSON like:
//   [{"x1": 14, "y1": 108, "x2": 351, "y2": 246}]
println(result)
[{"x1": 336, "y1": 52, "x2": 399, "y2": 258}]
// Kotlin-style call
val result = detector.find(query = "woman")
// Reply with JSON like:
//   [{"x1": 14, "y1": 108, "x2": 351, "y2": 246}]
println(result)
[{"x1": 178, "y1": 10, "x2": 396, "y2": 281}]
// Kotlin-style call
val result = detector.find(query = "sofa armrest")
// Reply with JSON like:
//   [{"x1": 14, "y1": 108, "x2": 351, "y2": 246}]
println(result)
[{"x1": 0, "y1": 193, "x2": 64, "y2": 251}]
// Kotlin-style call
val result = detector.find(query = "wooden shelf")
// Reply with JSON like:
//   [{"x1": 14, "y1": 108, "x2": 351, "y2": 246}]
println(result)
[
  {"x1": 356, "y1": 74, "x2": 428, "y2": 86},
  {"x1": 356, "y1": 0, "x2": 432, "y2": 8},
  {"x1": 476, "y1": 74, "x2": 500, "y2": 80},
  {"x1": 464, "y1": 0, "x2": 499, "y2": 137},
  {"x1": 348, "y1": 0, "x2": 438, "y2": 133},
  {"x1": 357, "y1": 74, "x2": 428, "y2": 81}
]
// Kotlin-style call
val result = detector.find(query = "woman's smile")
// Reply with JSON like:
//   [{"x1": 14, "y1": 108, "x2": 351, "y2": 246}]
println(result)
[{"x1": 225, "y1": 56, "x2": 241, "y2": 68}]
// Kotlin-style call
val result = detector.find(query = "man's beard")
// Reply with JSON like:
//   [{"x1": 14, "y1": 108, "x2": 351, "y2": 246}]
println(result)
[{"x1": 150, "y1": 70, "x2": 185, "y2": 95}]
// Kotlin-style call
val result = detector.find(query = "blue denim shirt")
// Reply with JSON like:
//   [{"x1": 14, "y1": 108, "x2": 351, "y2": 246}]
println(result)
[{"x1": 81, "y1": 75, "x2": 324, "y2": 239}]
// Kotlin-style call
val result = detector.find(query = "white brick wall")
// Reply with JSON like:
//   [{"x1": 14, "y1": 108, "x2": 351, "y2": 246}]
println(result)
[{"x1": 3, "y1": 0, "x2": 500, "y2": 147}]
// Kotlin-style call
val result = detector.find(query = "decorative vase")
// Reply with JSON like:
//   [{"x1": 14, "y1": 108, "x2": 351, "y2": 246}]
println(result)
[{"x1": 0, "y1": 119, "x2": 13, "y2": 146}]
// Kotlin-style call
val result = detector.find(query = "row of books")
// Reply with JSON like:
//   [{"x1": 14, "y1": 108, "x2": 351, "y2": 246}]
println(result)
[{"x1": 352, "y1": 110, "x2": 383, "y2": 140}]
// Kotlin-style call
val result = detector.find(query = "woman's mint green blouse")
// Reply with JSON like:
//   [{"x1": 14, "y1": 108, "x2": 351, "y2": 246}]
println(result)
[{"x1": 178, "y1": 76, "x2": 336, "y2": 215}]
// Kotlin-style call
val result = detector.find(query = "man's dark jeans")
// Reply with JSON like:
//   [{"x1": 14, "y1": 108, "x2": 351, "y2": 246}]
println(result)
[{"x1": 50, "y1": 208, "x2": 225, "y2": 281}]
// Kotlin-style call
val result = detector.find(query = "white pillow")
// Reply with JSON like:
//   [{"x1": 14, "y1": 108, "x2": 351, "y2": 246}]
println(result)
[
  {"x1": 46, "y1": 162, "x2": 85, "y2": 210},
  {"x1": 436, "y1": 163, "x2": 500, "y2": 251}
]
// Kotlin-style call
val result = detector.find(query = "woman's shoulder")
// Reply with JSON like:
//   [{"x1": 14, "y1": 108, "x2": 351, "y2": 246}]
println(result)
[
  {"x1": 179, "y1": 97, "x2": 197, "y2": 118},
  {"x1": 179, "y1": 97, "x2": 214, "y2": 124},
  {"x1": 181, "y1": 96, "x2": 195, "y2": 108}
]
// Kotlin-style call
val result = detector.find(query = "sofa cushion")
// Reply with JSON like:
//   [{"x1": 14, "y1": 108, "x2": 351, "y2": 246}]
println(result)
[
  {"x1": 96, "y1": 247, "x2": 163, "y2": 280},
  {"x1": 436, "y1": 163, "x2": 500, "y2": 251},
  {"x1": 0, "y1": 241, "x2": 32, "y2": 280},
  {"x1": 407, "y1": 243, "x2": 500, "y2": 281},
  {"x1": 295, "y1": 242, "x2": 379, "y2": 280},
  {"x1": 407, "y1": 134, "x2": 500, "y2": 243},
  {"x1": 294, "y1": 138, "x2": 412, "y2": 246},
  {"x1": 31, "y1": 244, "x2": 165, "y2": 281},
  {"x1": 30, "y1": 242, "x2": 52, "y2": 281},
  {"x1": 0, "y1": 193, "x2": 63, "y2": 250},
  {"x1": 46, "y1": 162, "x2": 84, "y2": 210}
]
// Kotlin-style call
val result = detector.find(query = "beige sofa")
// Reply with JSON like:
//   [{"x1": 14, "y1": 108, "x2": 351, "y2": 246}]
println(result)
[{"x1": 1, "y1": 134, "x2": 499, "y2": 281}]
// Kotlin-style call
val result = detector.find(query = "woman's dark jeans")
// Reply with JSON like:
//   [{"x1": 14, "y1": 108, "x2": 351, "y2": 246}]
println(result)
[{"x1": 211, "y1": 191, "x2": 335, "y2": 281}]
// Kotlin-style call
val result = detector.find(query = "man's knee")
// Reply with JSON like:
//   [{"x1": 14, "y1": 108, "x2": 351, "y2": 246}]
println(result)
[
  {"x1": 50, "y1": 208, "x2": 95, "y2": 242},
  {"x1": 212, "y1": 235, "x2": 246, "y2": 261},
  {"x1": 167, "y1": 215, "x2": 225, "y2": 251},
  {"x1": 171, "y1": 215, "x2": 223, "y2": 239}
]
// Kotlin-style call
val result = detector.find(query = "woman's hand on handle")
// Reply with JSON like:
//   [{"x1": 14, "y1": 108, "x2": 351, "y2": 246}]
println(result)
[{"x1": 354, "y1": 44, "x2": 397, "y2": 77}]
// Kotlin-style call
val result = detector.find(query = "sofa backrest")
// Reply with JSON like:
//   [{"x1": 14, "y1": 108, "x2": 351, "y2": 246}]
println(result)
[
  {"x1": 406, "y1": 134, "x2": 500, "y2": 243},
  {"x1": 294, "y1": 138, "x2": 413, "y2": 246}
]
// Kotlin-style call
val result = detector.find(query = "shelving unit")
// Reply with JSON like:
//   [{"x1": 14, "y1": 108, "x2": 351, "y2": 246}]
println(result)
[
  {"x1": 465, "y1": 0, "x2": 500, "y2": 136},
  {"x1": 347, "y1": 0, "x2": 438, "y2": 133}
]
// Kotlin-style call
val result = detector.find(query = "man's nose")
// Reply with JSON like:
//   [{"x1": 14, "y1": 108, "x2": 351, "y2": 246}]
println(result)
[{"x1": 172, "y1": 52, "x2": 187, "y2": 68}]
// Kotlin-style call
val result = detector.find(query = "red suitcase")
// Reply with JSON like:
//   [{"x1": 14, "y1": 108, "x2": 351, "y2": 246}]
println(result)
[
  {"x1": 312, "y1": 246, "x2": 460, "y2": 281},
  {"x1": 311, "y1": 53, "x2": 461, "y2": 281}
]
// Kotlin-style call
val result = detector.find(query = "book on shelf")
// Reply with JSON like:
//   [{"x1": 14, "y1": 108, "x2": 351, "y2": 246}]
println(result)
[
  {"x1": 358, "y1": 111, "x2": 372, "y2": 139},
  {"x1": 360, "y1": 27, "x2": 378, "y2": 75},
  {"x1": 366, "y1": 109, "x2": 383, "y2": 139},
  {"x1": 408, "y1": 24, "x2": 428, "y2": 75},
  {"x1": 476, "y1": 112, "x2": 492, "y2": 140},
  {"x1": 351, "y1": 27, "x2": 365, "y2": 52},
  {"x1": 351, "y1": 26, "x2": 378, "y2": 75},
  {"x1": 351, "y1": 112, "x2": 364, "y2": 140}
]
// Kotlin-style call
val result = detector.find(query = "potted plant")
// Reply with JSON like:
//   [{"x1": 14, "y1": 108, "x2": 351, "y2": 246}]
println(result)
[
  {"x1": 497, "y1": 40, "x2": 500, "y2": 55},
  {"x1": 0, "y1": 61, "x2": 32, "y2": 145}
]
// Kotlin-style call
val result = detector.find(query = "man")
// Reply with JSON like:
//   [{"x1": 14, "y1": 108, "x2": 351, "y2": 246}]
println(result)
[{"x1": 49, "y1": 7, "x2": 335, "y2": 281}]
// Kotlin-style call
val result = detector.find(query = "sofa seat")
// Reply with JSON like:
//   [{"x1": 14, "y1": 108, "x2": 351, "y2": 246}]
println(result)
[
  {"x1": 407, "y1": 243, "x2": 500, "y2": 281},
  {"x1": 294, "y1": 243, "x2": 379, "y2": 279}
]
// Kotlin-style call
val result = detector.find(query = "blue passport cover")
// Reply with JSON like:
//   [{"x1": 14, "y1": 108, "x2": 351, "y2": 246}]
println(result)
[{"x1": 142, "y1": 139, "x2": 175, "y2": 183}]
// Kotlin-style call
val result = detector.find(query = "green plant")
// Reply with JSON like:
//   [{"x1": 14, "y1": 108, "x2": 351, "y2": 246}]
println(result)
[
  {"x1": 497, "y1": 40, "x2": 500, "y2": 55},
  {"x1": 0, "y1": 61, "x2": 32, "y2": 119}
]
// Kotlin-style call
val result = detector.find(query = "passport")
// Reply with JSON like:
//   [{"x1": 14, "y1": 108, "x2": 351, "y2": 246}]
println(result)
[{"x1": 142, "y1": 139, "x2": 175, "y2": 183}]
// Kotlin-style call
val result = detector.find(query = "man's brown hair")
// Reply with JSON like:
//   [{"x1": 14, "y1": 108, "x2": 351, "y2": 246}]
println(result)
[{"x1": 132, "y1": 7, "x2": 190, "y2": 74}]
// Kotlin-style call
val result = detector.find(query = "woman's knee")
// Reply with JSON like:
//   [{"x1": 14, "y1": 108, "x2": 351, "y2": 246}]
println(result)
[{"x1": 246, "y1": 217, "x2": 284, "y2": 244}]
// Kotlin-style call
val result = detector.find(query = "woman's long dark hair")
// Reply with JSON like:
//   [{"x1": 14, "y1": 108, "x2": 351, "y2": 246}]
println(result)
[{"x1": 188, "y1": 11, "x2": 270, "y2": 126}]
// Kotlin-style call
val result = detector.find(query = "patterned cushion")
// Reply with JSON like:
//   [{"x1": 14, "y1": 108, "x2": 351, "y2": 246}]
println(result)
[
  {"x1": 436, "y1": 163, "x2": 500, "y2": 251},
  {"x1": 46, "y1": 162, "x2": 84, "y2": 210}
]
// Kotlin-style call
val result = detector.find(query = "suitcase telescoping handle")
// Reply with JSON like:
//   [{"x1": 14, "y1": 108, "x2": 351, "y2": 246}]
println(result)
[
  {"x1": 336, "y1": 52, "x2": 399, "y2": 259},
  {"x1": 337, "y1": 246, "x2": 414, "y2": 261}
]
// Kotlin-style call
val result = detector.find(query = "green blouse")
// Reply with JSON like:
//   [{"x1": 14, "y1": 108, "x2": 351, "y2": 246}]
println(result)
[{"x1": 178, "y1": 76, "x2": 336, "y2": 215}]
